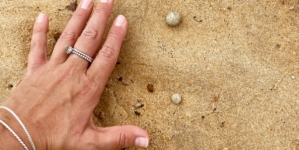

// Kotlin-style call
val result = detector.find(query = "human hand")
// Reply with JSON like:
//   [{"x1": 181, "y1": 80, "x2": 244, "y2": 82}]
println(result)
[{"x1": 0, "y1": 0, "x2": 149, "y2": 149}]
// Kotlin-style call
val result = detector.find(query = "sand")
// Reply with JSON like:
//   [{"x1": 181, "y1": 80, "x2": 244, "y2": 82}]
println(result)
[{"x1": 1, "y1": 0, "x2": 299, "y2": 149}]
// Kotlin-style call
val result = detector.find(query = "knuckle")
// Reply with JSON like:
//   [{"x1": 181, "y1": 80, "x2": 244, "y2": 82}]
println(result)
[
  {"x1": 60, "y1": 31, "x2": 77, "y2": 42},
  {"x1": 109, "y1": 30, "x2": 121, "y2": 40},
  {"x1": 30, "y1": 41, "x2": 45, "y2": 50},
  {"x1": 82, "y1": 26, "x2": 98, "y2": 40},
  {"x1": 33, "y1": 26, "x2": 45, "y2": 34},
  {"x1": 100, "y1": 44, "x2": 117, "y2": 59},
  {"x1": 118, "y1": 131, "x2": 129, "y2": 148},
  {"x1": 73, "y1": 11, "x2": 86, "y2": 21},
  {"x1": 94, "y1": 7, "x2": 108, "y2": 17}
]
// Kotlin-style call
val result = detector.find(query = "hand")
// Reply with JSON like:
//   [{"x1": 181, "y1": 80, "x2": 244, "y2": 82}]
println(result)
[{"x1": 0, "y1": 0, "x2": 149, "y2": 149}]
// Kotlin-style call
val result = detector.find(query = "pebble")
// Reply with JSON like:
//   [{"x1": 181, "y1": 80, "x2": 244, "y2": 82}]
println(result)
[
  {"x1": 135, "y1": 102, "x2": 144, "y2": 108},
  {"x1": 166, "y1": 12, "x2": 181, "y2": 26},
  {"x1": 147, "y1": 84, "x2": 154, "y2": 92},
  {"x1": 172, "y1": 93, "x2": 182, "y2": 104},
  {"x1": 135, "y1": 102, "x2": 142, "y2": 108}
]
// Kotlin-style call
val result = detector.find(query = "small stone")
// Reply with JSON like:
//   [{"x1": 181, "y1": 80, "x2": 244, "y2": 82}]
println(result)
[
  {"x1": 66, "y1": 1, "x2": 77, "y2": 12},
  {"x1": 166, "y1": 12, "x2": 181, "y2": 26},
  {"x1": 135, "y1": 103, "x2": 142, "y2": 108},
  {"x1": 135, "y1": 102, "x2": 144, "y2": 108},
  {"x1": 147, "y1": 84, "x2": 154, "y2": 92},
  {"x1": 117, "y1": 76, "x2": 123, "y2": 81},
  {"x1": 134, "y1": 111, "x2": 141, "y2": 116},
  {"x1": 172, "y1": 93, "x2": 182, "y2": 104},
  {"x1": 289, "y1": 6, "x2": 295, "y2": 10}
]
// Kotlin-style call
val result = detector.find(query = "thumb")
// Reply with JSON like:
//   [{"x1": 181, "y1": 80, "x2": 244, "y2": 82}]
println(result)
[{"x1": 93, "y1": 125, "x2": 150, "y2": 149}]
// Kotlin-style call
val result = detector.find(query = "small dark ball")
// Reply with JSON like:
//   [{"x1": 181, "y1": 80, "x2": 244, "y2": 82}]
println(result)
[{"x1": 147, "y1": 84, "x2": 154, "y2": 92}]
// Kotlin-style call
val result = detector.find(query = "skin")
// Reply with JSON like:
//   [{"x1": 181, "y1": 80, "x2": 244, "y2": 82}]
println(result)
[{"x1": 0, "y1": 0, "x2": 149, "y2": 149}]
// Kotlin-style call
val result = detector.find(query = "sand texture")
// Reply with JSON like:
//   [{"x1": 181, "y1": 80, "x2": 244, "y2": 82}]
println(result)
[{"x1": 1, "y1": 0, "x2": 299, "y2": 149}]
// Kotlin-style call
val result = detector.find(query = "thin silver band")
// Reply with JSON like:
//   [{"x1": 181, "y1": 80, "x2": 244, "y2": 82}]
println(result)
[
  {"x1": 66, "y1": 46, "x2": 93, "y2": 63},
  {"x1": 0, "y1": 119, "x2": 29, "y2": 150},
  {"x1": 0, "y1": 106, "x2": 36, "y2": 150}
]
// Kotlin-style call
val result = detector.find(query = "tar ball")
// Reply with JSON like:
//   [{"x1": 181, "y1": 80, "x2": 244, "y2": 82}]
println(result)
[
  {"x1": 166, "y1": 12, "x2": 181, "y2": 26},
  {"x1": 147, "y1": 84, "x2": 154, "y2": 92},
  {"x1": 172, "y1": 93, "x2": 182, "y2": 104}
]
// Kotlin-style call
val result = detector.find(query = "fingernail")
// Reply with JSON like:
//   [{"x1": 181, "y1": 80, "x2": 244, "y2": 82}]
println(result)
[
  {"x1": 115, "y1": 15, "x2": 126, "y2": 26},
  {"x1": 36, "y1": 13, "x2": 45, "y2": 23},
  {"x1": 100, "y1": 0, "x2": 109, "y2": 3},
  {"x1": 135, "y1": 137, "x2": 149, "y2": 148},
  {"x1": 81, "y1": 0, "x2": 92, "y2": 9}
]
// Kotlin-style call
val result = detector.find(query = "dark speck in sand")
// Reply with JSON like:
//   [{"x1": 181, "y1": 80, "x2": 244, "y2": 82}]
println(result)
[
  {"x1": 66, "y1": 1, "x2": 77, "y2": 12},
  {"x1": 147, "y1": 84, "x2": 154, "y2": 92}
]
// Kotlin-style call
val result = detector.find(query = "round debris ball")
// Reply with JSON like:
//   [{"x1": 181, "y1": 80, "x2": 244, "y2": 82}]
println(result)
[
  {"x1": 147, "y1": 84, "x2": 154, "y2": 92},
  {"x1": 172, "y1": 93, "x2": 182, "y2": 104},
  {"x1": 166, "y1": 12, "x2": 181, "y2": 26}
]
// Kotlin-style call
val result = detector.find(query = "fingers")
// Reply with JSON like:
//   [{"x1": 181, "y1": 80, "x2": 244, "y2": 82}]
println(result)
[
  {"x1": 27, "y1": 13, "x2": 49, "y2": 75},
  {"x1": 67, "y1": 0, "x2": 114, "y2": 68},
  {"x1": 91, "y1": 125, "x2": 150, "y2": 149},
  {"x1": 50, "y1": 0, "x2": 94, "y2": 65},
  {"x1": 87, "y1": 15, "x2": 128, "y2": 88}
]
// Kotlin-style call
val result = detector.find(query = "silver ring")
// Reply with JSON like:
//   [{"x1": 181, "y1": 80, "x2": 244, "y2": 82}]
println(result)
[{"x1": 65, "y1": 46, "x2": 93, "y2": 63}]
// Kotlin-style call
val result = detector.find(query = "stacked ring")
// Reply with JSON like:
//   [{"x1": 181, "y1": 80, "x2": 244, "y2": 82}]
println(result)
[{"x1": 65, "y1": 46, "x2": 93, "y2": 63}]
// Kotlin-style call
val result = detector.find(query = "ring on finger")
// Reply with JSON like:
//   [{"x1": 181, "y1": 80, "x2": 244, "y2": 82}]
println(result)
[{"x1": 65, "y1": 46, "x2": 93, "y2": 63}]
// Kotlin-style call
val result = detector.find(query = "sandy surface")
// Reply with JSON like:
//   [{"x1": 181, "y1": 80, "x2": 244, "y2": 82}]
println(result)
[{"x1": 1, "y1": 0, "x2": 299, "y2": 149}]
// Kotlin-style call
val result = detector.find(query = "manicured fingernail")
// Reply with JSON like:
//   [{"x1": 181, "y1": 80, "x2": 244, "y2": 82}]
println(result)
[
  {"x1": 81, "y1": 0, "x2": 92, "y2": 9},
  {"x1": 100, "y1": 0, "x2": 109, "y2": 3},
  {"x1": 36, "y1": 13, "x2": 45, "y2": 23},
  {"x1": 115, "y1": 15, "x2": 126, "y2": 26},
  {"x1": 135, "y1": 137, "x2": 149, "y2": 148}
]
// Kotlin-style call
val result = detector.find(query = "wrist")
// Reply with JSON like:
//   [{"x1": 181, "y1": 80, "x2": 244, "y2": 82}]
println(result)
[
  {"x1": 0, "y1": 110, "x2": 27, "y2": 149},
  {"x1": 0, "y1": 103, "x2": 47, "y2": 150}
]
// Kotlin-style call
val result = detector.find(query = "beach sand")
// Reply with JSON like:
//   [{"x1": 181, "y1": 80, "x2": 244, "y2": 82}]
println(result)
[{"x1": 1, "y1": 0, "x2": 299, "y2": 149}]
